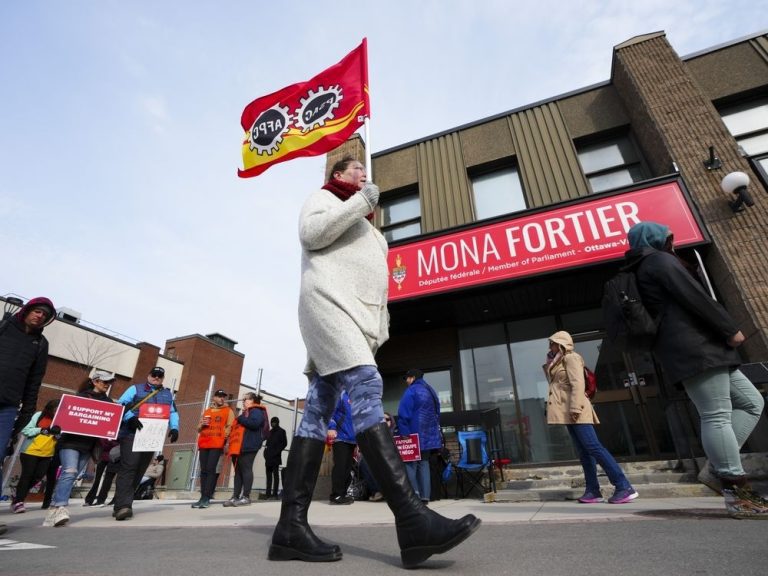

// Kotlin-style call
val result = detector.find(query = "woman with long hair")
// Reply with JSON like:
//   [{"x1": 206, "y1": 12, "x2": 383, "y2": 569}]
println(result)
[{"x1": 223, "y1": 392, "x2": 265, "y2": 507}]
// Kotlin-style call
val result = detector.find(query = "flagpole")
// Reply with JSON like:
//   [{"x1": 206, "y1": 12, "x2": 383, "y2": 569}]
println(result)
[{"x1": 364, "y1": 117, "x2": 372, "y2": 181}]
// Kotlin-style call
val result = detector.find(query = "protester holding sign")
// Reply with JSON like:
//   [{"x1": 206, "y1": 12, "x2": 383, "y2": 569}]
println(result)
[
  {"x1": 397, "y1": 369, "x2": 442, "y2": 503},
  {"x1": 112, "y1": 367, "x2": 179, "y2": 521},
  {"x1": 43, "y1": 371, "x2": 116, "y2": 527}
]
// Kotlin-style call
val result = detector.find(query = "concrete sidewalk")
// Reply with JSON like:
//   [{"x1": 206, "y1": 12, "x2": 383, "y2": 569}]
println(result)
[{"x1": 1, "y1": 494, "x2": 727, "y2": 530}]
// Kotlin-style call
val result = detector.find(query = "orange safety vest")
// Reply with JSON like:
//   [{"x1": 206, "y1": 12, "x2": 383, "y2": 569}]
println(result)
[
  {"x1": 227, "y1": 417, "x2": 244, "y2": 457},
  {"x1": 197, "y1": 406, "x2": 234, "y2": 449},
  {"x1": 227, "y1": 403, "x2": 268, "y2": 457}
]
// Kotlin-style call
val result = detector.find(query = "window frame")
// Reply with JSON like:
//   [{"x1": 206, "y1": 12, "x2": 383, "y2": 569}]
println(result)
[
  {"x1": 468, "y1": 160, "x2": 528, "y2": 222},
  {"x1": 575, "y1": 130, "x2": 649, "y2": 194},
  {"x1": 379, "y1": 186, "x2": 421, "y2": 243},
  {"x1": 718, "y1": 94, "x2": 768, "y2": 191}
]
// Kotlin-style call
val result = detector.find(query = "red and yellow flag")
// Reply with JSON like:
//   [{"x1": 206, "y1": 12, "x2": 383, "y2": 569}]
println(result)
[{"x1": 238, "y1": 39, "x2": 369, "y2": 178}]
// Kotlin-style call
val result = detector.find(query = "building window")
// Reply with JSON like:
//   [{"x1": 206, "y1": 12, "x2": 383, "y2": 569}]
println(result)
[
  {"x1": 720, "y1": 97, "x2": 768, "y2": 186},
  {"x1": 576, "y1": 134, "x2": 647, "y2": 193},
  {"x1": 380, "y1": 191, "x2": 421, "y2": 243},
  {"x1": 470, "y1": 166, "x2": 526, "y2": 220}
]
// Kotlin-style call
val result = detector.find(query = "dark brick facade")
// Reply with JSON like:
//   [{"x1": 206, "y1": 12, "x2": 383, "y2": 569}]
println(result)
[
  {"x1": 613, "y1": 33, "x2": 768, "y2": 361},
  {"x1": 164, "y1": 335, "x2": 244, "y2": 404}
]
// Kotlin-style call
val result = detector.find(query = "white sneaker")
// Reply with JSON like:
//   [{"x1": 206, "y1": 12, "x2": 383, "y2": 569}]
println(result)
[
  {"x1": 52, "y1": 507, "x2": 70, "y2": 527},
  {"x1": 42, "y1": 509, "x2": 57, "y2": 527}
]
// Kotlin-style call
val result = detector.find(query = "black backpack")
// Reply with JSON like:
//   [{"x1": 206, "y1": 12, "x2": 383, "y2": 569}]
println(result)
[{"x1": 602, "y1": 270, "x2": 658, "y2": 350}]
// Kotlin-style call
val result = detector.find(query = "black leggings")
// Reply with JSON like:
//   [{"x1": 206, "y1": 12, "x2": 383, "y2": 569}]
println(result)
[
  {"x1": 14, "y1": 453, "x2": 51, "y2": 504},
  {"x1": 198, "y1": 448, "x2": 223, "y2": 498},
  {"x1": 232, "y1": 451, "x2": 257, "y2": 499}
]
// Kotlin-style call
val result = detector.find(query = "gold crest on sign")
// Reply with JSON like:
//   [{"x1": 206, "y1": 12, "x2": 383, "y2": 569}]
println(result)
[{"x1": 391, "y1": 254, "x2": 406, "y2": 290}]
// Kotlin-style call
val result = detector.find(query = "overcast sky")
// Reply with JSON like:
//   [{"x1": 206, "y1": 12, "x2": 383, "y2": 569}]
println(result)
[{"x1": 1, "y1": 1, "x2": 765, "y2": 399}]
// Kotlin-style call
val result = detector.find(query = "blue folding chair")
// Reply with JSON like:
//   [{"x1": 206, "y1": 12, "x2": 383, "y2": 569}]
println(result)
[{"x1": 454, "y1": 430, "x2": 494, "y2": 498}]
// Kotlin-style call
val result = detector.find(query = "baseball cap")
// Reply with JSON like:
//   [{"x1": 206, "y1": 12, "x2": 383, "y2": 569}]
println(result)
[
  {"x1": 404, "y1": 368, "x2": 424, "y2": 380},
  {"x1": 213, "y1": 389, "x2": 228, "y2": 397},
  {"x1": 149, "y1": 366, "x2": 165, "y2": 377},
  {"x1": 92, "y1": 370, "x2": 116, "y2": 382}
]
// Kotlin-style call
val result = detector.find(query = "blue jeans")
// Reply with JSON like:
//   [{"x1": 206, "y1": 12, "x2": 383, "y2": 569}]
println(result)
[
  {"x1": 566, "y1": 424, "x2": 631, "y2": 493},
  {"x1": 682, "y1": 367, "x2": 765, "y2": 478},
  {"x1": 0, "y1": 405, "x2": 18, "y2": 477},
  {"x1": 297, "y1": 365, "x2": 385, "y2": 441},
  {"x1": 52, "y1": 448, "x2": 91, "y2": 507},
  {"x1": 406, "y1": 459, "x2": 431, "y2": 500}
]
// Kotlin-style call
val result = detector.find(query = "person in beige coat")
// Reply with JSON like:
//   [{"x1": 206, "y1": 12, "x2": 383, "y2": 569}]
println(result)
[{"x1": 545, "y1": 330, "x2": 638, "y2": 504}]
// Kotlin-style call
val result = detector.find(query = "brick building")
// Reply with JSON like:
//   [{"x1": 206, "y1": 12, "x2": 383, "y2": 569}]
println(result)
[{"x1": 334, "y1": 30, "x2": 768, "y2": 466}]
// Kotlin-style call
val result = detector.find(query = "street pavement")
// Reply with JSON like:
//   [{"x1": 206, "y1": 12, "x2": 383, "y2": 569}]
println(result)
[{"x1": 2, "y1": 495, "x2": 767, "y2": 575}]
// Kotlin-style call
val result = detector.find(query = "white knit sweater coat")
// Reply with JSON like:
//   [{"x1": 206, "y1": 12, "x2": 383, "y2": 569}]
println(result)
[{"x1": 298, "y1": 188, "x2": 389, "y2": 376}]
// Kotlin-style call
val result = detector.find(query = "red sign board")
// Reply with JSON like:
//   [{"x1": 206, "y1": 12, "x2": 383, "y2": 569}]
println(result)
[
  {"x1": 395, "y1": 434, "x2": 422, "y2": 462},
  {"x1": 139, "y1": 403, "x2": 170, "y2": 419},
  {"x1": 51, "y1": 394, "x2": 124, "y2": 440},
  {"x1": 388, "y1": 180, "x2": 704, "y2": 301}
]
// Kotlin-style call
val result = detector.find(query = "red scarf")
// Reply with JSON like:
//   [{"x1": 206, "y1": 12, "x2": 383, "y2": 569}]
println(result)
[{"x1": 322, "y1": 178, "x2": 374, "y2": 222}]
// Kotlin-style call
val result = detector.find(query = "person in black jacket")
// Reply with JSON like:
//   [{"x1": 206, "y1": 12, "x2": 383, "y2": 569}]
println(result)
[
  {"x1": 264, "y1": 417, "x2": 287, "y2": 499},
  {"x1": 43, "y1": 371, "x2": 116, "y2": 527},
  {"x1": 0, "y1": 296, "x2": 55, "y2": 536},
  {"x1": 625, "y1": 221, "x2": 766, "y2": 519},
  {"x1": 223, "y1": 392, "x2": 265, "y2": 507}
]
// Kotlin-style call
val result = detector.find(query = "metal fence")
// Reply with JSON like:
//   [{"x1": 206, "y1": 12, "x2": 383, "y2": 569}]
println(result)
[{"x1": 161, "y1": 396, "x2": 301, "y2": 496}]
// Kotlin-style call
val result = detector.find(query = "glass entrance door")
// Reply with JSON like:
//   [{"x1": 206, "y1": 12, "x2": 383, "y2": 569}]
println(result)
[
  {"x1": 588, "y1": 340, "x2": 677, "y2": 460},
  {"x1": 458, "y1": 319, "x2": 680, "y2": 465}
]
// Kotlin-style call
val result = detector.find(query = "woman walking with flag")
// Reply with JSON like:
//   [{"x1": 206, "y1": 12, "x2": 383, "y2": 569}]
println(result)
[{"x1": 268, "y1": 156, "x2": 480, "y2": 568}]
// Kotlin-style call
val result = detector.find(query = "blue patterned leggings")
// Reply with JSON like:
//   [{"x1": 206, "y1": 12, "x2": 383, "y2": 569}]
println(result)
[{"x1": 296, "y1": 365, "x2": 385, "y2": 441}]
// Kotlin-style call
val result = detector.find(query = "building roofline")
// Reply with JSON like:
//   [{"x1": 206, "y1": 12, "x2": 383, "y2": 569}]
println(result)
[
  {"x1": 373, "y1": 79, "x2": 611, "y2": 158},
  {"x1": 681, "y1": 28, "x2": 768, "y2": 61},
  {"x1": 165, "y1": 333, "x2": 246, "y2": 357},
  {"x1": 372, "y1": 29, "x2": 768, "y2": 159}
]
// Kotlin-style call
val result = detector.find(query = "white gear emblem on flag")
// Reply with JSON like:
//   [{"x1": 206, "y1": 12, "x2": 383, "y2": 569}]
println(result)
[
  {"x1": 248, "y1": 103, "x2": 292, "y2": 155},
  {"x1": 295, "y1": 85, "x2": 342, "y2": 133}
]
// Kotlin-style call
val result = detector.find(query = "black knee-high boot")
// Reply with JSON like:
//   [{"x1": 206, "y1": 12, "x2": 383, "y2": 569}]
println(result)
[
  {"x1": 268, "y1": 436, "x2": 342, "y2": 562},
  {"x1": 356, "y1": 423, "x2": 481, "y2": 568}
]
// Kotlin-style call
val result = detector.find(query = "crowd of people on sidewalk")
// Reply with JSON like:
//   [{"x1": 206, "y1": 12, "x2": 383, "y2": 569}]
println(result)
[{"x1": 1, "y1": 157, "x2": 767, "y2": 571}]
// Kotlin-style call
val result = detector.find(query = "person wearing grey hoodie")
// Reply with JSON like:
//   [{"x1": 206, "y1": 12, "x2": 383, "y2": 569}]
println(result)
[
  {"x1": 624, "y1": 221, "x2": 766, "y2": 518},
  {"x1": 268, "y1": 156, "x2": 480, "y2": 568}
]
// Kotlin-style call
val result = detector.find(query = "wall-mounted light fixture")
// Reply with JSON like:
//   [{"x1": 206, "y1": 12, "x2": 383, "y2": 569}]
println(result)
[
  {"x1": 721, "y1": 171, "x2": 754, "y2": 213},
  {"x1": 703, "y1": 146, "x2": 722, "y2": 170},
  {"x1": 2, "y1": 296, "x2": 23, "y2": 321}
]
